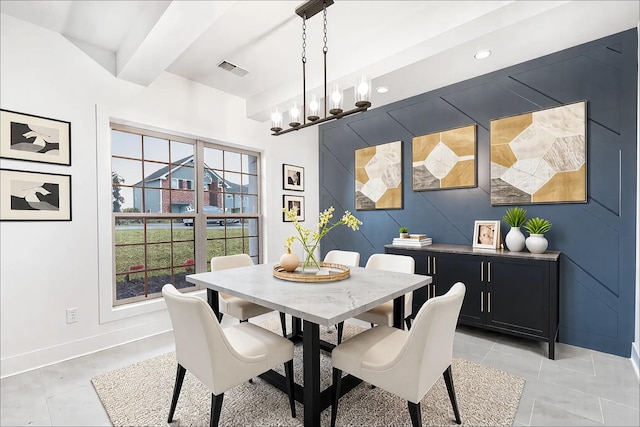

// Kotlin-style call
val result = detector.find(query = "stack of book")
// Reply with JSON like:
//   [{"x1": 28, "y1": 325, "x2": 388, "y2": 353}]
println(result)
[{"x1": 392, "y1": 234, "x2": 432, "y2": 247}]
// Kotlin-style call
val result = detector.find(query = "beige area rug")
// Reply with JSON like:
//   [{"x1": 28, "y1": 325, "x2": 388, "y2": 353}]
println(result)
[{"x1": 92, "y1": 318, "x2": 525, "y2": 426}]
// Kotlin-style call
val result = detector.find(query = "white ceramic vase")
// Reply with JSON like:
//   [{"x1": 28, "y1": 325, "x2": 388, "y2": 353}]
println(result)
[
  {"x1": 279, "y1": 250, "x2": 299, "y2": 272},
  {"x1": 525, "y1": 234, "x2": 548, "y2": 254},
  {"x1": 505, "y1": 226, "x2": 526, "y2": 252}
]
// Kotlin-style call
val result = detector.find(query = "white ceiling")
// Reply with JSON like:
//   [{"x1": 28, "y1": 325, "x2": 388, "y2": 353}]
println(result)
[{"x1": 1, "y1": 1, "x2": 638, "y2": 125}]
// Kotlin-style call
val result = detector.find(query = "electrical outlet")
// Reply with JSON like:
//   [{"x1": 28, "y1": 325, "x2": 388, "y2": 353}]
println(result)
[{"x1": 66, "y1": 308, "x2": 78, "y2": 324}]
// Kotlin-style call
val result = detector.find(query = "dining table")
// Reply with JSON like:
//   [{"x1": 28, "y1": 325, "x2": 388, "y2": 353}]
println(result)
[{"x1": 186, "y1": 261, "x2": 432, "y2": 427}]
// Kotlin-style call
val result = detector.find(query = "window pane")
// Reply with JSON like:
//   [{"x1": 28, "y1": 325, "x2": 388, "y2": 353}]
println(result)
[
  {"x1": 147, "y1": 243, "x2": 171, "y2": 269},
  {"x1": 112, "y1": 130, "x2": 141, "y2": 158},
  {"x1": 224, "y1": 151, "x2": 241, "y2": 172},
  {"x1": 146, "y1": 219, "x2": 171, "y2": 243},
  {"x1": 147, "y1": 268, "x2": 171, "y2": 295},
  {"x1": 115, "y1": 221, "x2": 144, "y2": 244},
  {"x1": 243, "y1": 195, "x2": 258, "y2": 214},
  {"x1": 115, "y1": 244, "x2": 144, "y2": 275},
  {"x1": 243, "y1": 218, "x2": 259, "y2": 236},
  {"x1": 143, "y1": 161, "x2": 166, "y2": 187},
  {"x1": 203, "y1": 147, "x2": 223, "y2": 169},
  {"x1": 143, "y1": 136, "x2": 169, "y2": 162},
  {"x1": 207, "y1": 239, "x2": 226, "y2": 263},
  {"x1": 171, "y1": 141, "x2": 193, "y2": 163},
  {"x1": 170, "y1": 164, "x2": 195, "y2": 211},
  {"x1": 247, "y1": 236, "x2": 259, "y2": 257},
  {"x1": 244, "y1": 174, "x2": 258, "y2": 195},
  {"x1": 242, "y1": 154, "x2": 258, "y2": 174},
  {"x1": 173, "y1": 241, "x2": 195, "y2": 267},
  {"x1": 143, "y1": 188, "x2": 162, "y2": 213},
  {"x1": 226, "y1": 238, "x2": 246, "y2": 255},
  {"x1": 112, "y1": 157, "x2": 142, "y2": 189}
]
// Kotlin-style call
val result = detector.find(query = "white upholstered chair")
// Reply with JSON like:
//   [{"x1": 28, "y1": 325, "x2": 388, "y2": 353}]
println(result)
[
  {"x1": 323, "y1": 250, "x2": 361, "y2": 267},
  {"x1": 323, "y1": 250, "x2": 361, "y2": 340},
  {"x1": 211, "y1": 254, "x2": 287, "y2": 337},
  {"x1": 162, "y1": 284, "x2": 296, "y2": 427},
  {"x1": 336, "y1": 253, "x2": 415, "y2": 344},
  {"x1": 330, "y1": 282, "x2": 466, "y2": 427}
]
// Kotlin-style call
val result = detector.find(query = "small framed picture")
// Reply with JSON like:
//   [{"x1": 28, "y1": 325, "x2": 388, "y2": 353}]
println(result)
[
  {"x1": 1, "y1": 109, "x2": 71, "y2": 165},
  {"x1": 283, "y1": 195, "x2": 304, "y2": 222},
  {"x1": 472, "y1": 220, "x2": 500, "y2": 249},
  {"x1": 0, "y1": 169, "x2": 72, "y2": 221},
  {"x1": 283, "y1": 164, "x2": 304, "y2": 191}
]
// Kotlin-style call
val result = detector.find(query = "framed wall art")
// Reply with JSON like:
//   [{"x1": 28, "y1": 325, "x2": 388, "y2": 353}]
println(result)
[
  {"x1": 412, "y1": 124, "x2": 477, "y2": 191},
  {"x1": 355, "y1": 140, "x2": 403, "y2": 210},
  {"x1": 0, "y1": 109, "x2": 71, "y2": 165},
  {"x1": 0, "y1": 169, "x2": 72, "y2": 221},
  {"x1": 283, "y1": 195, "x2": 304, "y2": 222},
  {"x1": 472, "y1": 220, "x2": 500, "y2": 250},
  {"x1": 283, "y1": 164, "x2": 304, "y2": 191},
  {"x1": 490, "y1": 100, "x2": 586, "y2": 205}
]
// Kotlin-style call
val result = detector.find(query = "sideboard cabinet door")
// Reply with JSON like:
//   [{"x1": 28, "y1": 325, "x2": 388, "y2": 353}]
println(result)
[
  {"x1": 486, "y1": 257, "x2": 549, "y2": 338},
  {"x1": 436, "y1": 253, "x2": 485, "y2": 326}
]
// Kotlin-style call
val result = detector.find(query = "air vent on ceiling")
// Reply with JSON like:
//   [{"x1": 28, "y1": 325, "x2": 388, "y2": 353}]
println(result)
[{"x1": 217, "y1": 60, "x2": 249, "y2": 77}]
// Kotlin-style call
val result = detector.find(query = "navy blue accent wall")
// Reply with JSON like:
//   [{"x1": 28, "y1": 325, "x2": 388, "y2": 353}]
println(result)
[{"x1": 319, "y1": 29, "x2": 637, "y2": 357}]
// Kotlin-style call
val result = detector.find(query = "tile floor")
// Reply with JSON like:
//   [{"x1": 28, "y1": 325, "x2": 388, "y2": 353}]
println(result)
[{"x1": 1, "y1": 312, "x2": 638, "y2": 426}]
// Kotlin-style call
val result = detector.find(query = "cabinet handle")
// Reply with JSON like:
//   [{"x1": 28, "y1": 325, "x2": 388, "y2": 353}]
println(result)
[
  {"x1": 433, "y1": 257, "x2": 436, "y2": 274},
  {"x1": 427, "y1": 282, "x2": 430, "y2": 299},
  {"x1": 488, "y1": 261, "x2": 491, "y2": 283},
  {"x1": 481, "y1": 290, "x2": 484, "y2": 312},
  {"x1": 480, "y1": 262, "x2": 484, "y2": 282},
  {"x1": 427, "y1": 256, "x2": 431, "y2": 274},
  {"x1": 432, "y1": 284, "x2": 436, "y2": 298}
]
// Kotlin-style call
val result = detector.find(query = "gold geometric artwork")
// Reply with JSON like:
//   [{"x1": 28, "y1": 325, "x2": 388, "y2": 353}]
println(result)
[
  {"x1": 355, "y1": 140, "x2": 402, "y2": 210},
  {"x1": 412, "y1": 124, "x2": 476, "y2": 191},
  {"x1": 490, "y1": 100, "x2": 587, "y2": 205}
]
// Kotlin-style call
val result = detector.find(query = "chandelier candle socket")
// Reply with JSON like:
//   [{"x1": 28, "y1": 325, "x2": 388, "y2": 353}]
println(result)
[{"x1": 283, "y1": 206, "x2": 362, "y2": 270}]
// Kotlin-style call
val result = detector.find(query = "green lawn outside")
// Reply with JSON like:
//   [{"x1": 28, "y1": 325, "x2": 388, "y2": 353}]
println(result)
[{"x1": 115, "y1": 226, "x2": 251, "y2": 282}]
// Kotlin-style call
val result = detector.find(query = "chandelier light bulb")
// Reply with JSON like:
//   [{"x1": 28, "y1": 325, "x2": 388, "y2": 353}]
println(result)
[
  {"x1": 270, "y1": 108, "x2": 282, "y2": 133},
  {"x1": 307, "y1": 94, "x2": 320, "y2": 121},
  {"x1": 329, "y1": 84, "x2": 343, "y2": 115},
  {"x1": 355, "y1": 75, "x2": 372, "y2": 108},
  {"x1": 289, "y1": 101, "x2": 301, "y2": 127}
]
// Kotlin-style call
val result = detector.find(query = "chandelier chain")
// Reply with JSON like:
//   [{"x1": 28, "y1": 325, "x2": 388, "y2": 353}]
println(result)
[
  {"x1": 302, "y1": 15, "x2": 307, "y2": 63},
  {"x1": 322, "y1": 3, "x2": 328, "y2": 53}
]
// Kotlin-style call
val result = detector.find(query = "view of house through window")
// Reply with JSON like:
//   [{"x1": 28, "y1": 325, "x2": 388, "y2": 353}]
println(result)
[{"x1": 111, "y1": 124, "x2": 260, "y2": 306}]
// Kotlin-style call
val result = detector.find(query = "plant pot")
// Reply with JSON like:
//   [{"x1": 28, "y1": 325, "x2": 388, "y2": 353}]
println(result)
[
  {"x1": 279, "y1": 250, "x2": 299, "y2": 272},
  {"x1": 505, "y1": 226, "x2": 526, "y2": 252},
  {"x1": 399, "y1": 233, "x2": 409, "y2": 238},
  {"x1": 525, "y1": 234, "x2": 548, "y2": 254}
]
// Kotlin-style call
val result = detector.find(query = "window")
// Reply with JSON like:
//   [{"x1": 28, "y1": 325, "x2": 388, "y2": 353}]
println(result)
[{"x1": 111, "y1": 124, "x2": 261, "y2": 306}]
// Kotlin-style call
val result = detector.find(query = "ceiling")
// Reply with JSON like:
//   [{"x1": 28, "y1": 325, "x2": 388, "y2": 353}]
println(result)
[{"x1": 1, "y1": 1, "x2": 638, "y2": 126}]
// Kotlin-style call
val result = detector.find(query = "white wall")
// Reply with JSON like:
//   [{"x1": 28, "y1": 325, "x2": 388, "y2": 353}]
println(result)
[{"x1": 0, "y1": 14, "x2": 319, "y2": 378}]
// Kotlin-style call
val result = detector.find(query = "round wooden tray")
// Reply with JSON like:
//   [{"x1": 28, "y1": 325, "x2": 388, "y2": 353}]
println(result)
[{"x1": 273, "y1": 262, "x2": 350, "y2": 283}]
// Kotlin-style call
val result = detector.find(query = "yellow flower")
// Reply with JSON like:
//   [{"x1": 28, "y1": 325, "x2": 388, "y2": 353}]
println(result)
[{"x1": 283, "y1": 206, "x2": 362, "y2": 269}]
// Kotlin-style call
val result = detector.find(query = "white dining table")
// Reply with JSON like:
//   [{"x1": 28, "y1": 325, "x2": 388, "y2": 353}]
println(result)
[{"x1": 187, "y1": 262, "x2": 431, "y2": 427}]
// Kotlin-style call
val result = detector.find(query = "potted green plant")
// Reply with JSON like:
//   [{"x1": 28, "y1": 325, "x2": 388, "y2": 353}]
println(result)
[
  {"x1": 502, "y1": 207, "x2": 527, "y2": 252},
  {"x1": 399, "y1": 227, "x2": 409, "y2": 238},
  {"x1": 523, "y1": 217, "x2": 552, "y2": 254}
]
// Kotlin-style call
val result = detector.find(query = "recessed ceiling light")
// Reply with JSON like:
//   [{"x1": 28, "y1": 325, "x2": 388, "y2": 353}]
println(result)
[
  {"x1": 474, "y1": 50, "x2": 492, "y2": 60},
  {"x1": 376, "y1": 86, "x2": 389, "y2": 93}
]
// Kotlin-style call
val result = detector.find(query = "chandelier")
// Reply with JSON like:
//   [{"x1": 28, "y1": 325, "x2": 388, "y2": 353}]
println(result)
[{"x1": 270, "y1": 0, "x2": 371, "y2": 136}]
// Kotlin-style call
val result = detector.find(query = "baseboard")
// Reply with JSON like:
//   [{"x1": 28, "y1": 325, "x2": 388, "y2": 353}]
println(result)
[
  {"x1": 631, "y1": 341, "x2": 640, "y2": 382},
  {"x1": 1, "y1": 318, "x2": 172, "y2": 379}
]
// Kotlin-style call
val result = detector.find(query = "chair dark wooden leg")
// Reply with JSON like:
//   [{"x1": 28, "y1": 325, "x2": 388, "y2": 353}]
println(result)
[
  {"x1": 284, "y1": 359, "x2": 296, "y2": 418},
  {"x1": 210, "y1": 392, "x2": 224, "y2": 427},
  {"x1": 405, "y1": 316, "x2": 412, "y2": 330},
  {"x1": 370, "y1": 322, "x2": 375, "y2": 328},
  {"x1": 279, "y1": 312, "x2": 287, "y2": 337},
  {"x1": 331, "y1": 368, "x2": 343, "y2": 427},
  {"x1": 168, "y1": 364, "x2": 186, "y2": 422},
  {"x1": 407, "y1": 401, "x2": 423, "y2": 427},
  {"x1": 240, "y1": 319, "x2": 248, "y2": 323},
  {"x1": 218, "y1": 312, "x2": 224, "y2": 323},
  {"x1": 337, "y1": 321, "x2": 344, "y2": 344},
  {"x1": 443, "y1": 365, "x2": 461, "y2": 424}
]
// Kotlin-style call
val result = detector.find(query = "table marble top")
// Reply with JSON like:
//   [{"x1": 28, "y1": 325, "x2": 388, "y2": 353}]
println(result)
[{"x1": 186, "y1": 262, "x2": 431, "y2": 327}]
